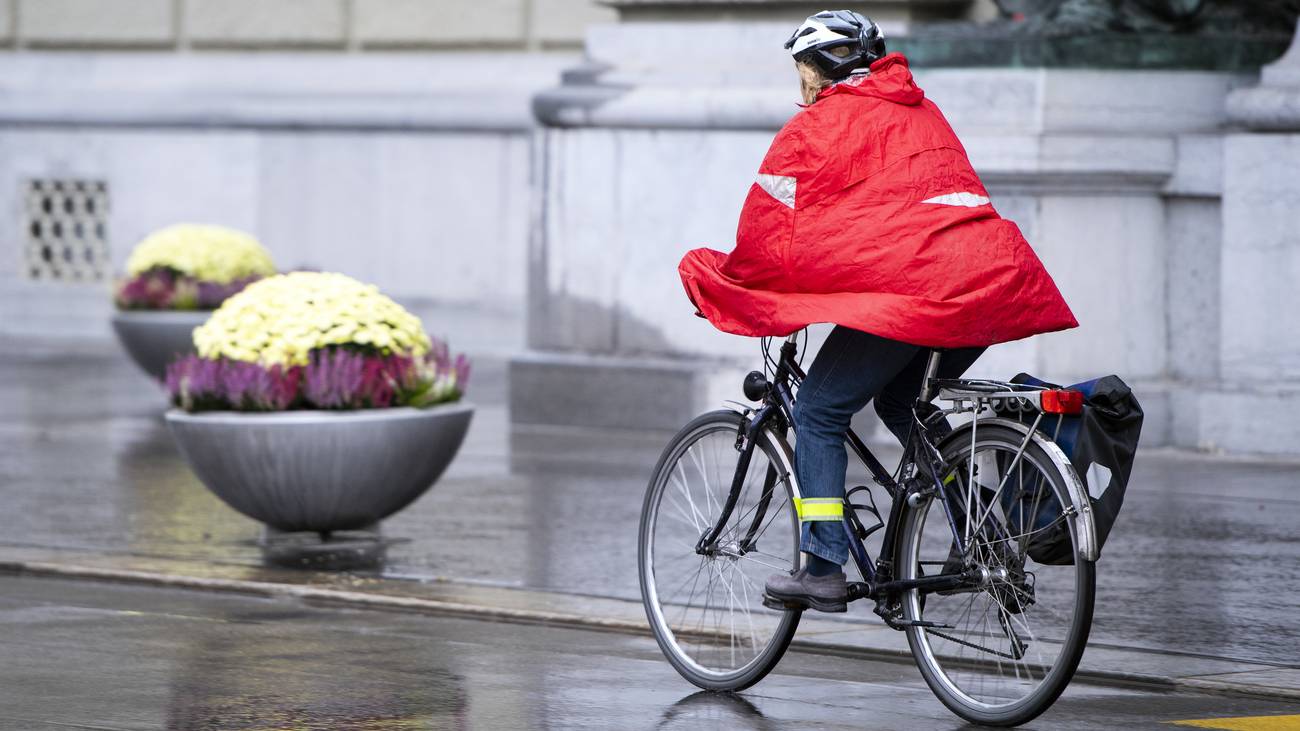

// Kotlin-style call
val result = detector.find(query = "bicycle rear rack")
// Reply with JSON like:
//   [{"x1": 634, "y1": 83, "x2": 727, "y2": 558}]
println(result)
[
  {"x1": 934, "y1": 379, "x2": 1046, "y2": 412},
  {"x1": 932, "y1": 378, "x2": 1083, "y2": 421}
]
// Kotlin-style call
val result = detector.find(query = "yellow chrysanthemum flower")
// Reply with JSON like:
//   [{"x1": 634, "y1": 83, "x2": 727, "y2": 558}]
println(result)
[
  {"x1": 126, "y1": 224, "x2": 276, "y2": 284},
  {"x1": 193, "y1": 272, "x2": 432, "y2": 367}
]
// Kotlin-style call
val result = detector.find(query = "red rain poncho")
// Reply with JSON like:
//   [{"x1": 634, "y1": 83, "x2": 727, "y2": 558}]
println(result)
[{"x1": 678, "y1": 53, "x2": 1077, "y2": 348}]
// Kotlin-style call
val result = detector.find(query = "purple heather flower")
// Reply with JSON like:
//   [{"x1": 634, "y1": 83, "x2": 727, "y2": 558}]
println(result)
[
  {"x1": 304, "y1": 349, "x2": 364, "y2": 409},
  {"x1": 453, "y1": 353, "x2": 471, "y2": 390},
  {"x1": 219, "y1": 361, "x2": 258, "y2": 406},
  {"x1": 221, "y1": 361, "x2": 301, "y2": 411},
  {"x1": 166, "y1": 344, "x2": 470, "y2": 413},
  {"x1": 303, "y1": 350, "x2": 407, "y2": 409},
  {"x1": 116, "y1": 268, "x2": 179, "y2": 310},
  {"x1": 166, "y1": 356, "x2": 300, "y2": 411},
  {"x1": 166, "y1": 355, "x2": 226, "y2": 411},
  {"x1": 116, "y1": 267, "x2": 263, "y2": 311},
  {"x1": 379, "y1": 343, "x2": 470, "y2": 408},
  {"x1": 428, "y1": 338, "x2": 450, "y2": 370},
  {"x1": 196, "y1": 276, "x2": 261, "y2": 309},
  {"x1": 359, "y1": 355, "x2": 402, "y2": 408}
]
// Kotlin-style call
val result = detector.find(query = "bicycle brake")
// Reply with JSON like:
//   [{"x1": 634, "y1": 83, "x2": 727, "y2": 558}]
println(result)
[
  {"x1": 905, "y1": 477, "x2": 936, "y2": 508},
  {"x1": 734, "y1": 410, "x2": 752, "y2": 452}
]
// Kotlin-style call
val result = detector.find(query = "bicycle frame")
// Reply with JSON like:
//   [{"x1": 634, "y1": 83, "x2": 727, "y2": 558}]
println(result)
[{"x1": 696, "y1": 334, "x2": 996, "y2": 621}]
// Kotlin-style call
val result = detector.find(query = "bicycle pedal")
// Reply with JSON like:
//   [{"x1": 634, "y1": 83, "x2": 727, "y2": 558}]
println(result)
[{"x1": 762, "y1": 594, "x2": 805, "y2": 612}]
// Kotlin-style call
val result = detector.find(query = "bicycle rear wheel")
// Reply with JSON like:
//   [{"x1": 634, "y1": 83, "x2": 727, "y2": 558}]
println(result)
[
  {"x1": 639, "y1": 410, "x2": 801, "y2": 691},
  {"x1": 897, "y1": 421, "x2": 1095, "y2": 726}
]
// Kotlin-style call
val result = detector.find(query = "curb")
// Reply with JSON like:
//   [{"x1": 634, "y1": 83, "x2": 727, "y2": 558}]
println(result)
[
  {"x1": 2, "y1": 560, "x2": 1296, "y2": 704},
  {"x1": 0, "y1": 560, "x2": 651, "y2": 635}
]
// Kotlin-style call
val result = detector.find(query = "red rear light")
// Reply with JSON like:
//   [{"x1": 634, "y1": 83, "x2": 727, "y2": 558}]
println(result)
[{"x1": 1041, "y1": 389, "x2": 1084, "y2": 415}]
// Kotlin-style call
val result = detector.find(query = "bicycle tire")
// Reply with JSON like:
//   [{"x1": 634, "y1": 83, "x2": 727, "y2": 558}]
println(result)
[
  {"x1": 896, "y1": 421, "x2": 1095, "y2": 726},
  {"x1": 639, "y1": 409, "x2": 802, "y2": 691}
]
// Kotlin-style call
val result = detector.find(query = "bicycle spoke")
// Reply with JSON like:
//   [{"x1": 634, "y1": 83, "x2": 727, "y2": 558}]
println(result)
[
  {"x1": 733, "y1": 562, "x2": 762, "y2": 653},
  {"x1": 671, "y1": 463, "x2": 706, "y2": 532},
  {"x1": 1021, "y1": 463, "x2": 1048, "y2": 557},
  {"x1": 671, "y1": 558, "x2": 707, "y2": 630},
  {"x1": 659, "y1": 559, "x2": 707, "y2": 608},
  {"x1": 689, "y1": 444, "x2": 715, "y2": 518},
  {"x1": 744, "y1": 548, "x2": 794, "y2": 564},
  {"x1": 748, "y1": 494, "x2": 794, "y2": 547},
  {"x1": 664, "y1": 490, "x2": 701, "y2": 533},
  {"x1": 970, "y1": 427, "x2": 1036, "y2": 539},
  {"x1": 731, "y1": 553, "x2": 790, "y2": 573}
]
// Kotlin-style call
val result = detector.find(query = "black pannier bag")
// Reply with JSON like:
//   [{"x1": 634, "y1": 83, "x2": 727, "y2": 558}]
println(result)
[{"x1": 997, "y1": 374, "x2": 1144, "y2": 565}]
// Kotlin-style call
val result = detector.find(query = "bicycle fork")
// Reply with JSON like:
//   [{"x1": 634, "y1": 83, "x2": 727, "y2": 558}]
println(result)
[{"x1": 694, "y1": 404, "x2": 779, "y2": 557}]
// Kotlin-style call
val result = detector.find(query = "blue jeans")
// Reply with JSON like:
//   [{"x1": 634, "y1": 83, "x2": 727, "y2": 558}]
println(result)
[{"x1": 794, "y1": 327, "x2": 984, "y2": 565}]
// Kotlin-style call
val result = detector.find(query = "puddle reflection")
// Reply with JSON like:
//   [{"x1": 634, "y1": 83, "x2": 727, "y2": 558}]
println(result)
[
  {"x1": 163, "y1": 617, "x2": 470, "y2": 730},
  {"x1": 657, "y1": 691, "x2": 773, "y2": 730}
]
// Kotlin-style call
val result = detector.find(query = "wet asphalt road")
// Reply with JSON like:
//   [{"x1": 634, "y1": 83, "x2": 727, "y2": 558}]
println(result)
[
  {"x1": 2, "y1": 574, "x2": 1297, "y2": 731},
  {"x1": 1, "y1": 345, "x2": 1298, "y2": 666}
]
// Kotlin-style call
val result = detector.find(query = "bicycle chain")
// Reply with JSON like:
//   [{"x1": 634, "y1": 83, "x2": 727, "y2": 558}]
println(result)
[{"x1": 924, "y1": 628, "x2": 1023, "y2": 661}]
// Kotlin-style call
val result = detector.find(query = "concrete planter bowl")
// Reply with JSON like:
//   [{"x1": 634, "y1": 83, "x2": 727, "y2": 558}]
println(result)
[
  {"x1": 165, "y1": 403, "x2": 474, "y2": 533},
  {"x1": 111, "y1": 310, "x2": 211, "y2": 381}
]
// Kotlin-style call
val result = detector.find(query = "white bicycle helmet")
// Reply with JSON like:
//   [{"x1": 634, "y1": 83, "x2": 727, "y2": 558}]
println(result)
[{"x1": 784, "y1": 10, "x2": 887, "y2": 80}]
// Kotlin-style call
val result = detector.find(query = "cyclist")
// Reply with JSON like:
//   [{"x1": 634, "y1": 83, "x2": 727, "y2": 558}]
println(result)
[{"x1": 678, "y1": 10, "x2": 1077, "y2": 612}]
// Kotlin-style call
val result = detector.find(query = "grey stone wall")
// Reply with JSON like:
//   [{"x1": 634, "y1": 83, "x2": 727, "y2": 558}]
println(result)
[
  {"x1": 0, "y1": 51, "x2": 572, "y2": 355},
  {"x1": 0, "y1": 0, "x2": 617, "y2": 51}
]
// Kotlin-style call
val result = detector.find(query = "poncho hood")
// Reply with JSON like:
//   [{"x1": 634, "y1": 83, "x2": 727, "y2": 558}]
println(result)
[
  {"x1": 820, "y1": 53, "x2": 926, "y2": 106},
  {"x1": 678, "y1": 53, "x2": 1076, "y2": 348}
]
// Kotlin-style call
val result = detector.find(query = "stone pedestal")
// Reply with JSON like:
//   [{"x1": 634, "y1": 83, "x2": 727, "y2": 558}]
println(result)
[
  {"x1": 1205, "y1": 24, "x2": 1300, "y2": 455},
  {"x1": 514, "y1": 2, "x2": 1297, "y2": 456}
]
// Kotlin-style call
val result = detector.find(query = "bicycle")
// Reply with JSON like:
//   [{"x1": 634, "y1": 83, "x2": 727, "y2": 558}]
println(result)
[{"x1": 638, "y1": 333, "x2": 1099, "y2": 727}]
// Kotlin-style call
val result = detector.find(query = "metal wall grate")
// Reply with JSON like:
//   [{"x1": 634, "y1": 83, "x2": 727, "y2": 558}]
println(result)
[{"x1": 24, "y1": 179, "x2": 110, "y2": 282}]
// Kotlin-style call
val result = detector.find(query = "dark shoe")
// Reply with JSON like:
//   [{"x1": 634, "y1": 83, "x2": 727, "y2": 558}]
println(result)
[{"x1": 763, "y1": 568, "x2": 848, "y2": 613}]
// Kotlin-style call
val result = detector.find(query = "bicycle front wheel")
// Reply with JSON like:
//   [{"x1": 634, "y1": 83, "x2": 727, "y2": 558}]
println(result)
[
  {"x1": 639, "y1": 409, "x2": 802, "y2": 691},
  {"x1": 897, "y1": 421, "x2": 1095, "y2": 727}
]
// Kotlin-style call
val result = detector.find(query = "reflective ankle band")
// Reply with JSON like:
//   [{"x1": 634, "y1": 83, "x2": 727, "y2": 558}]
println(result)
[{"x1": 794, "y1": 497, "x2": 844, "y2": 522}]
